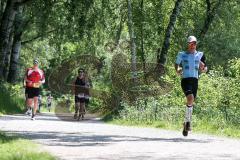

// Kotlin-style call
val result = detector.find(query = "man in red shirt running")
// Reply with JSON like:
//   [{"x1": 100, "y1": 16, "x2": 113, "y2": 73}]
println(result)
[{"x1": 24, "y1": 59, "x2": 45, "y2": 120}]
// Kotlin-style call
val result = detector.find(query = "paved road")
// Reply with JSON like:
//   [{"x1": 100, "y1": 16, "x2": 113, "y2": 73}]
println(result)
[{"x1": 0, "y1": 113, "x2": 240, "y2": 160}]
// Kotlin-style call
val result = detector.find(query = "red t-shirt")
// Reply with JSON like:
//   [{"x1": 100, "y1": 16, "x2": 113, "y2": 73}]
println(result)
[{"x1": 26, "y1": 67, "x2": 45, "y2": 88}]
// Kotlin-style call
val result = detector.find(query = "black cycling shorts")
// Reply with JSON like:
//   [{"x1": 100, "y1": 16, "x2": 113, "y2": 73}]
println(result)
[
  {"x1": 181, "y1": 77, "x2": 198, "y2": 98},
  {"x1": 26, "y1": 87, "x2": 40, "y2": 98}
]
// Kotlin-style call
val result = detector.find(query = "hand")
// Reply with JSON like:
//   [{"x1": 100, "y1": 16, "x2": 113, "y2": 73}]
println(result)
[
  {"x1": 199, "y1": 61, "x2": 205, "y2": 70},
  {"x1": 28, "y1": 81, "x2": 33, "y2": 85},
  {"x1": 199, "y1": 61, "x2": 207, "y2": 73},
  {"x1": 176, "y1": 68, "x2": 182, "y2": 76},
  {"x1": 200, "y1": 66, "x2": 208, "y2": 73}
]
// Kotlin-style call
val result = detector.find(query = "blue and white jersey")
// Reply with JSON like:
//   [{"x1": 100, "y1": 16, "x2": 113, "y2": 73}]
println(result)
[{"x1": 176, "y1": 51, "x2": 204, "y2": 79}]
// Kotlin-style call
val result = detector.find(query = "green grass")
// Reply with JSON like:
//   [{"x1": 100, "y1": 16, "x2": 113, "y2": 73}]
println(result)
[
  {"x1": 105, "y1": 117, "x2": 240, "y2": 138},
  {"x1": 0, "y1": 85, "x2": 24, "y2": 115},
  {"x1": 193, "y1": 119, "x2": 240, "y2": 138},
  {"x1": 106, "y1": 117, "x2": 180, "y2": 130},
  {"x1": 0, "y1": 132, "x2": 56, "y2": 160}
]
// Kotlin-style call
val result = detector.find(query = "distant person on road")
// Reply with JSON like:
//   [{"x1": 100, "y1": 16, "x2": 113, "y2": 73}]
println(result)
[
  {"x1": 47, "y1": 93, "x2": 53, "y2": 112},
  {"x1": 175, "y1": 36, "x2": 207, "y2": 136},
  {"x1": 24, "y1": 59, "x2": 45, "y2": 120},
  {"x1": 73, "y1": 68, "x2": 90, "y2": 120}
]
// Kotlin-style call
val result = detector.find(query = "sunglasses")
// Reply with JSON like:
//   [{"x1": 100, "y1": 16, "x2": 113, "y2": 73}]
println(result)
[{"x1": 188, "y1": 42, "x2": 197, "y2": 45}]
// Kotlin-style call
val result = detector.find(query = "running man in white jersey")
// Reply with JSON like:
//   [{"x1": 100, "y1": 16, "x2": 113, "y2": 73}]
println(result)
[
  {"x1": 24, "y1": 59, "x2": 45, "y2": 120},
  {"x1": 175, "y1": 36, "x2": 207, "y2": 136}
]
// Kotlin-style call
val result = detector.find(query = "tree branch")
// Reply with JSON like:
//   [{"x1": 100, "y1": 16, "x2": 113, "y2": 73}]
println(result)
[
  {"x1": 157, "y1": 0, "x2": 183, "y2": 65},
  {"x1": 21, "y1": 29, "x2": 55, "y2": 45},
  {"x1": 198, "y1": 0, "x2": 224, "y2": 46}
]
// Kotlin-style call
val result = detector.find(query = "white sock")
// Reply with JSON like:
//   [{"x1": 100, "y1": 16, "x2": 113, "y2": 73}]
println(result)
[{"x1": 185, "y1": 105, "x2": 193, "y2": 122}]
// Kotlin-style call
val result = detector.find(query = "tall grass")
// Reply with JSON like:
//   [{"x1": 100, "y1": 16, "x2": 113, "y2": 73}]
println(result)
[{"x1": 0, "y1": 84, "x2": 24, "y2": 115}]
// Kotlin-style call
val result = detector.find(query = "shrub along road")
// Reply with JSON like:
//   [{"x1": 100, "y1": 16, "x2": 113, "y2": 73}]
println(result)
[{"x1": 0, "y1": 113, "x2": 240, "y2": 160}]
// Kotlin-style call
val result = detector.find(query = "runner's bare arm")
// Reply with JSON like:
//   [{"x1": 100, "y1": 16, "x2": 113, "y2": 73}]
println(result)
[
  {"x1": 200, "y1": 55, "x2": 208, "y2": 73},
  {"x1": 175, "y1": 63, "x2": 182, "y2": 75}
]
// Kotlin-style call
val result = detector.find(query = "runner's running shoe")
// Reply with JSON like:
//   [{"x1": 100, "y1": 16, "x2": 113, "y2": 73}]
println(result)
[
  {"x1": 186, "y1": 121, "x2": 191, "y2": 131},
  {"x1": 25, "y1": 108, "x2": 32, "y2": 116},
  {"x1": 182, "y1": 122, "x2": 190, "y2": 136},
  {"x1": 31, "y1": 114, "x2": 35, "y2": 121}
]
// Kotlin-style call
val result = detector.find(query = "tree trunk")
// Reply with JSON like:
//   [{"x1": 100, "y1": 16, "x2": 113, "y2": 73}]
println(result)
[
  {"x1": 0, "y1": 0, "x2": 17, "y2": 80},
  {"x1": 157, "y1": 0, "x2": 183, "y2": 65},
  {"x1": 0, "y1": 0, "x2": 6, "y2": 20},
  {"x1": 3, "y1": 29, "x2": 14, "y2": 79},
  {"x1": 7, "y1": 6, "x2": 23, "y2": 83},
  {"x1": 139, "y1": 0, "x2": 147, "y2": 81},
  {"x1": 197, "y1": 0, "x2": 224, "y2": 48},
  {"x1": 127, "y1": 0, "x2": 137, "y2": 84}
]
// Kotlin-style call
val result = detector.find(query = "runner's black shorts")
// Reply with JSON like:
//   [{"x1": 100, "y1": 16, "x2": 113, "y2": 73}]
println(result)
[
  {"x1": 26, "y1": 87, "x2": 40, "y2": 98},
  {"x1": 25, "y1": 87, "x2": 28, "y2": 98},
  {"x1": 75, "y1": 95, "x2": 85, "y2": 103},
  {"x1": 181, "y1": 77, "x2": 198, "y2": 98}
]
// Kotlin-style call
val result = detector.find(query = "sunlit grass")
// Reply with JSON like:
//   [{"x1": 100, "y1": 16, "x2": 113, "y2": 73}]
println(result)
[
  {"x1": 107, "y1": 118, "x2": 240, "y2": 138},
  {"x1": 0, "y1": 132, "x2": 56, "y2": 160}
]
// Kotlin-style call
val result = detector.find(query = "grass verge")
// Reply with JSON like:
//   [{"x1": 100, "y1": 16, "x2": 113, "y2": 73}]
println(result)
[
  {"x1": 0, "y1": 131, "x2": 56, "y2": 160},
  {"x1": 105, "y1": 117, "x2": 240, "y2": 138},
  {"x1": 0, "y1": 84, "x2": 24, "y2": 115}
]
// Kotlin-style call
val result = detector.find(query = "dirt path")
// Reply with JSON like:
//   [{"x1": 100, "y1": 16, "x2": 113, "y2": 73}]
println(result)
[{"x1": 0, "y1": 113, "x2": 240, "y2": 160}]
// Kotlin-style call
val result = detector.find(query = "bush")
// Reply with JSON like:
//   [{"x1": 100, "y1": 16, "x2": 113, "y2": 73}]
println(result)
[{"x1": 114, "y1": 59, "x2": 240, "y2": 134}]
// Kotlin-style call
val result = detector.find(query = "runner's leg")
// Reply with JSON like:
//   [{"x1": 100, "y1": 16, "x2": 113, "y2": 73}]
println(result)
[
  {"x1": 79, "y1": 102, "x2": 85, "y2": 119},
  {"x1": 74, "y1": 102, "x2": 80, "y2": 119},
  {"x1": 185, "y1": 94, "x2": 194, "y2": 123},
  {"x1": 31, "y1": 96, "x2": 38, "y2": 120}
]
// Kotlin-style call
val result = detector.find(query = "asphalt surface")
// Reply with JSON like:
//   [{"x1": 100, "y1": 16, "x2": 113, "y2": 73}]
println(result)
[{"x1": 0, "y1": 113, "x2": 240, "y2": 160}]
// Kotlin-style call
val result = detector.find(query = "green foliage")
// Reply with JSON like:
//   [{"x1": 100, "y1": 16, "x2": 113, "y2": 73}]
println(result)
[
  {"x1": 2, "y1": 0, "x2": 240, "y2": 138},
  {"x1": 0, "y1": 84, "x2": 24, "y2": 114},
  {"x1": 110, "y1": 58, "x2": 240, "y2": 137},
  {"x1": 227, "y1": 58, "x2": 240, "y2": 78}
]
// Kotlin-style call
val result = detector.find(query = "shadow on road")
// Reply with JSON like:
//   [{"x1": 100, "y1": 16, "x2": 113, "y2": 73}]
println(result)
[
  {"x1": 0, "y1": 114, "x2": 213, "y2": 149},
  {"x1": 0, "y1": 113, "x2": 101, "y2": 123},
  {"x1": 3, "y1": 129, "x2": 212, "y2": 148}
]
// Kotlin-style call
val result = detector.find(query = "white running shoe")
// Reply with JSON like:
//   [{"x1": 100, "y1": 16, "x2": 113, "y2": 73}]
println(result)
[
  {"x1": 31, "y1": 114, "x2": 35, "y2": 120},
  {"x1": 31, "y1": 116, "x2": 35, "y2": 120},
  {"x1": 25, "y1": 109, "x2": 32, "y2": 116}
]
